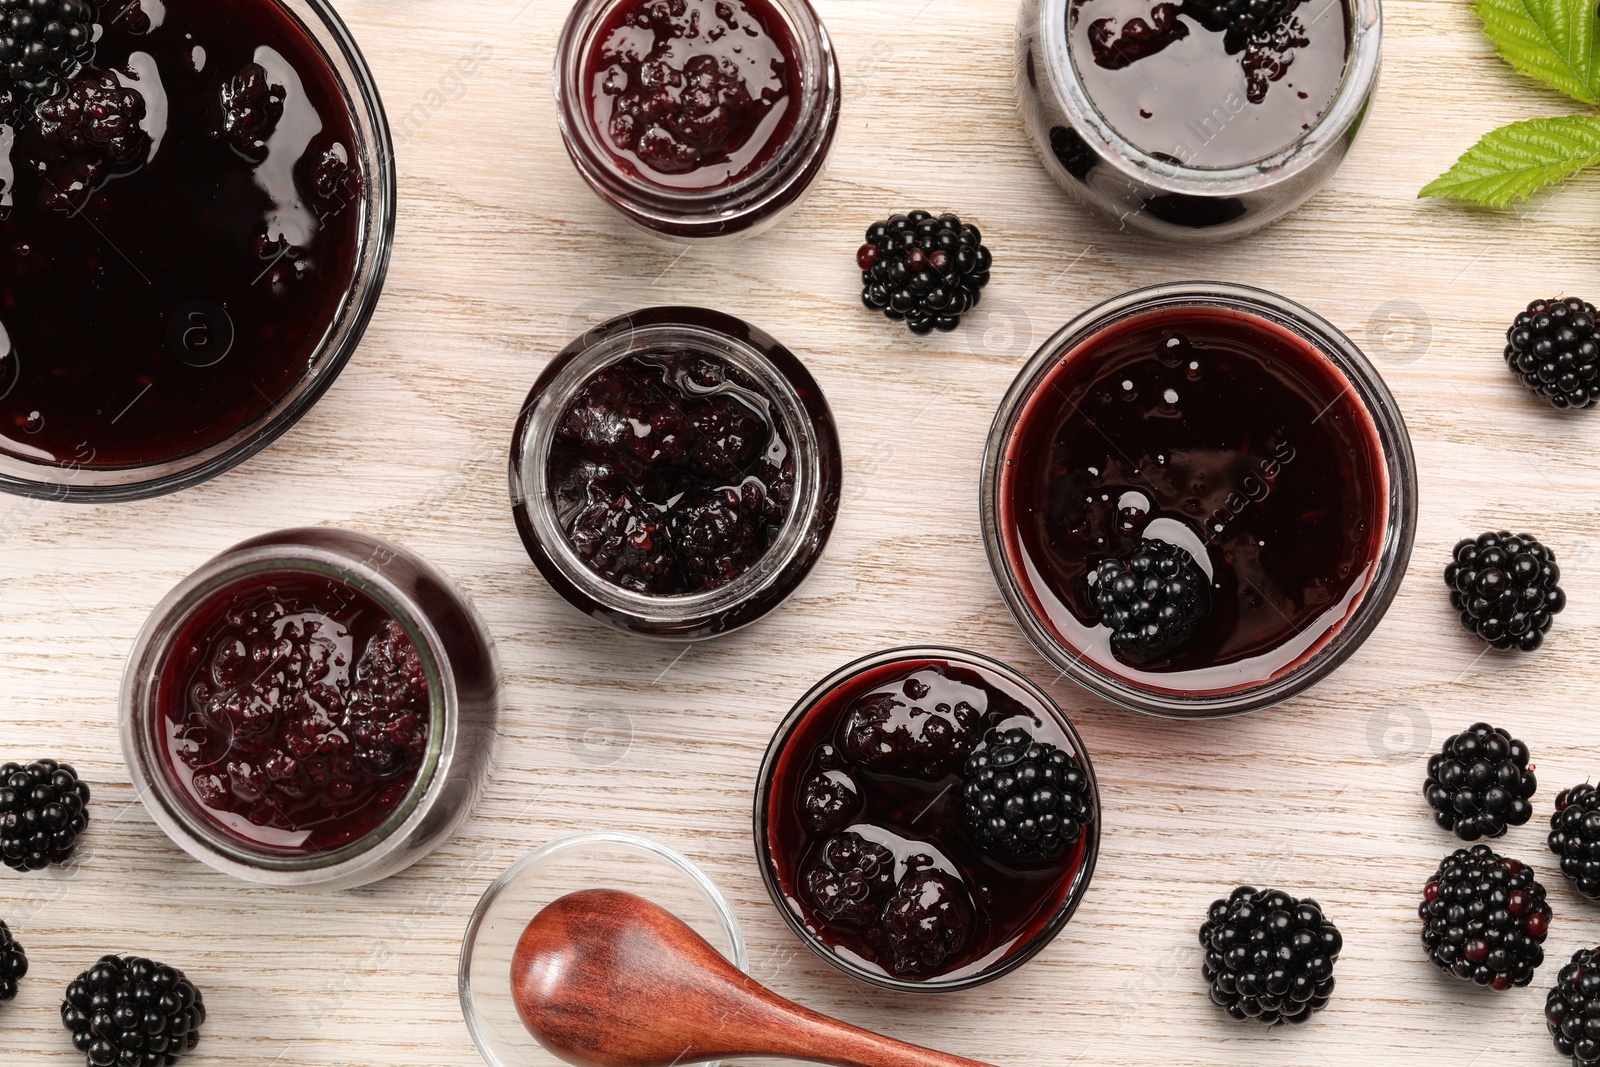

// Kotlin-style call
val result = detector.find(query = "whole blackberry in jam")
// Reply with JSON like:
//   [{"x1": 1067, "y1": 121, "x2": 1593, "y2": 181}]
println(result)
[
  {"x1": 1420, "y1": 845, "x2": 1551, "y2": 990},
  {"x1": 1505, "y1": 297, "x2": 1600, "y2": 410},
  {"x1": 1445, "y1": 531, "x2": 1566, "y2": 652},
  {"x1": 797, "y1": 745, "x2": 861, "y2": 836},
  {"x1": 876, "y1": 860, "x2": 974, "y2": 976},
  {"x1": 1547, "y1": 947, "x2": 1600, "y2": 1066},
  {"x1": 962, "y1": 728, "x2": 1092, "y2": 865},
  {"x1": 1423, "y1": 723, "x2": 1536, "y2": 841},
  {"x1": 0, "y1": 920, "x2": 26, "y2": 1002},
  {"x1": 565, "y1": 481, "x2": 679, "y2": 595},
  {"x1": 0, "y1": 758, "x2": 90, "y2": 871},
  {"x1": 1200, "y1": 887, "x2": 1341, "y2": 1026},
  {"x1": 61, "y1": 954, "x2": 205, "y2": 1067},
  {"x1": 0, "y1": 0, "x2": 95, "y2": 104},
  {"x1": 858, "y1": 211, "x2": 992, "y2": 335},
  {"x1": 1184, "y1": 0, "x2": 1299, "y2": 36},
  {"x1": 838, "y1": 668, "x2": 987, "y2": 780},
  {"x1": 804, "y1": 831, "x2": 896, "y2": 925},
  {"x1": 1090, "y1": 538, "x2": 1211, "y2": 666},
  {"x1": 219, "y1": 62, "x2": 285, "y2": 162},
  {"x1": 1549, "y1": 785, "x2": 1600, "y2": 901},
  {"x1": 32, "y1": 67, "x2": 149, "y2": 212},
  {"x1": 666, "y1": 485, "x2": 768, "y2": 589}
]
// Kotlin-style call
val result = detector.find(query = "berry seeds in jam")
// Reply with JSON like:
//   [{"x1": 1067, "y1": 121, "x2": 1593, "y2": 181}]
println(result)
[
  {"x1": 1000, "y1": 305, "x2": 1387, "y2": 692},
  {"x1": 158, "y1": 575, "x2": 433, "y2": 854},
  {"x1": 763, "y1": 657, "x2": 1095, "y2": 985},
  {"x1": 1068, "y1": 0, "x2": 1349, "y2": 167},
  {"x1": 549, "y1": 351, "x2": 795, "y2": 595},
  {"x1": 0, "y1": 0, "x2": 364, "y2": 469},
  {"x1": 583, "y1": 0, "x2": 801, "y2": 190}
]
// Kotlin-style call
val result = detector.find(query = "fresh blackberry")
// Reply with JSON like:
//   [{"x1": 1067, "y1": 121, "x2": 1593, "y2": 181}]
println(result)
[
  {"x1": 0, "y1": 0, "x2": 96, "y2": 105},
  {"x1": 61, "y1": 954, "x2": 205, "y2": 1067},
  {"x1": 1090, "y1": 538, "x2": 1211, "y2": 665},
  {"x1": 1420, "y1": 845, "x2": 1551, "y2": 990},
  {"x1": 1549, "y1": 785, "x2": 1600, "y2": 901},
  {"x1": 876, "y1": 860, "x2": 974, "y2": 976},
  {"x1": 838, "y1": 668, "x2": 986, "y2": 780},
  {"x1": 1445, "y1": 531, "x2": 1566, "y2": 652},
  {"x1": 1505, "y1": 297, "x2": 1600, "y2": 410},
  {"x1": 857, "y1": 211, "x2": 992, "y2": 335},
  {"x1": 0, "y1": 758, "x2": 90, "y2": 871},
  {"x1": 1423, "y1": 723, "x2": 1536, "y2": 841},
  {"x1": 1184, "y1": 0, "x2": 1299, "y2": 36},
  {"x1": 962, "y1": 728, "x2": 1092, "y2": 865},
  {"x1": 804, "y1": 831, "x2": 896, "y2": 925},
  {"x1": 1199, "y1": 887, "x2": 1340, "y2": 1026},
  {"x1": 0, "y1": 920, "x2": 26, "y2": 1002},
  {"x1": 797, "y1": 745, "x2": 861, "y2": 836},
  {"x1": 1547, "y1": 947, "x2": 1600, "y2": 1066}
]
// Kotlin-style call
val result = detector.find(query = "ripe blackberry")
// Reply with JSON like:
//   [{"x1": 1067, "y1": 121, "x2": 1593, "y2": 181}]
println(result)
[
  {"x1": 0, "y1": 920, "x2": 26, "y2": 1002},
  {"x1": 0, "y1": 758, "x2": 90, "y2": 871},
  {"x1": 876, "y1": 860, "x2": 974, "y2": 976},
  {"x1": 962, "y1": 728, "x2": 1092, "y2": 865},
  {"x1": 1505, "y1": 297, "x2": 1600, "y2": 410},
  {"x1": 61, "y1": 954, "x2": 205, "y2": 1067},
  {"x1": 1445, "y1": 531, "x2": 1566, "y2": 652},
  {"x1": 804, "y1": 831, "x2": 896, "y2": 925},
  {"x1": 838, "y1": 668, "x2": 986, "y2": 780},
  {"x1": 1547, "y1": 947, "x2": 1600, "y2": 1066},
  {"x1": 1549, "y1": 785, "x2": 1600, "y2": 901},
  {"x1": 857, "y1": 211, "x2": 992, "y2": 335},
  {"x1": 1200, "y1": 887, "x2": 1341, "y2": 1026},
  {"x1": 1420, "y1": 845, "x2": 1551, "y2": 990},
  {"x1": 1185, "y1": 0, "x2": 1299, "y2": 35},
  {"x1": 1423, "y1": 723, "x2": 1536, "y2": 841},
  {"x1": 0, "y1": 0, "x2": 95, "y2": 104},
  {"x1": 1090, "y1": 538, "x2": 1211, "y2": 665}
]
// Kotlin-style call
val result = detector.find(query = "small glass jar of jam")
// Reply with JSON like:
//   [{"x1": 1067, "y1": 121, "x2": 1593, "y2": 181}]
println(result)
[
  {"x1": 120, "y1": 528, "x2": 499, "y2": 889},
  {"x1": 554, "y1": 0, "x2": 840, "y2": 240},
  {"x1": 982, "y1": 282, "x2": 1418, "y2": 717},
  {"x1": 1015, "y1": 0, "x2": 1381, "y2": 240},
  {"x1": 510, "y1": 306, "x2": 841, "y2": 640}
]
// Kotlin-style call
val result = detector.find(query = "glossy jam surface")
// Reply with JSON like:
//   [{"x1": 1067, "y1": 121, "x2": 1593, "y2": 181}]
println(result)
[
  {"x1": 765, "y1": 658, "x2": 1090, "y2": 984},
  {"x1": 548, "y1": 350, "x2": 795, "y2": 596},
  {"x1": 1002, "y1": 305, "x2": 1387, "y2": 692},
  {"x1": 583, "y1": 0, "x2": 801, "y2": 191},
  {"x1": 1068, "y1": 0, "x2": 1348, "y2": 167},
  {"x1": 158, "y1": 575, "x2": 432, "y2": 854},
  {"x1": 0, "y1": 1, "x2": 364, "y2": 469}
]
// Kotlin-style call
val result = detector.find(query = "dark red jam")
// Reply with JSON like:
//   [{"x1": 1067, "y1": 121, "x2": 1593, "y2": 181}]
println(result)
[
  {"x1": 158, "y1": 575, "x2": 432, "y2": 854},
  {"x1": 1068, "y1": 0, "x2": 1348, "y2": 167},
  {"x1": 764, "y1": 657, "x2": 1093, "y2": 984},
  {"x1": 1001, "y1": 305, "x2": 1387, "y2": 692},
  {"x1": 549, "y1": 351, "x2": 795, "y2": 596},
  {"x1": 583, "y1": 0, "x2": 801, "y2": 191},
  {"x1": 0, "y1": 0, "x2": 364, "y2": 469}
]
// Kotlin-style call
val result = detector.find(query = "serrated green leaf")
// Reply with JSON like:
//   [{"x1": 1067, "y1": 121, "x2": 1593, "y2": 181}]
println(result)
[
  {"x1": 1420, "y1": 114, "x2": 1600, "y2": 206},
  {"x1": 1474, "y1": 0, "x2": 1600, "y2": 105}
]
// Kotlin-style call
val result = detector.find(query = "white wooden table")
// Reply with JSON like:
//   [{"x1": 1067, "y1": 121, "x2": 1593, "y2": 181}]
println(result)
[{"x1": 3, "y1": 0, "x2": 1598, "y2": 1063}]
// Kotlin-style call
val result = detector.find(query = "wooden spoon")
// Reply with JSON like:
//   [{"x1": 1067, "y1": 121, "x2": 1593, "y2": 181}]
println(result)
[{"x1": 511, "y1": 888, "x2": 999, "y2": 1067}]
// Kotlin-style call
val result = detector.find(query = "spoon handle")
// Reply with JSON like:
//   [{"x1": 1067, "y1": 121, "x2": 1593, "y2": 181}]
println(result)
[{"x1": 747, "y1": 988, "x2": 1000, "y2": 1067}]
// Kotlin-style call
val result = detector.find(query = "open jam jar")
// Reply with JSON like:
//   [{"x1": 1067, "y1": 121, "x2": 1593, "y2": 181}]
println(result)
[
  {"x1": 756, "y1": 648, "x2": 1101, "y2": 992},
  {"x1": 511, "y1": 307, "x2": 841, "y2": 640},
  {"x1": 555, "y1": 0, "x2": 840, "y2": 240},
  {"x1": 0, "y1": 0, "x2": 395, "y2": 500},
  {"x1": 121, "y1": 528, "x2": 499, "y2": 889},
  {"x1": 1015, "y1": 0, "x2": 1380, "y2": 240},
  {"x1": 982, "y1": 283, "x2": 1417, "y2": 717}
]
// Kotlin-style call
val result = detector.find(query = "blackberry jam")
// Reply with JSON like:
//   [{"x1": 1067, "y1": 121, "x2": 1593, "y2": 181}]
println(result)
[
  {"x1": 756, "y1": 649, "x2": 1100, "y2": 991},
  {"x1": 556, "y1": 0, "x2": 839, "y2": 240},
  {"x1": 512, "y1": 307, "x2": 841, "y2": 640},
  {"x1": 0, "y1": 0, "x2": 392, "y2": 499},
  {"x1": 983, "y1": 284, "x2": 1417, "y2": 716},
  {"x1": 122, "y1": 528, "x2": 498, "y2": 889}
]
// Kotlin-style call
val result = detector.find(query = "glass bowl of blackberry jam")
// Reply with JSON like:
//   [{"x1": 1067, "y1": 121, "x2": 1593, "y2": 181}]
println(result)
[
  {"x1": 982, "y1": 283, "x2": 1417, "y2": 718},
  {"x1": 510, "y1": 306, "x2": 841, "y2": 640},
  {"x1": 120, "y1": 528, "x2": 499, "y2": 889},
  {"x1": 755, "y1": 648, "x2": 1101, "y2": 992},
  {"x1": 0, "y1": 0, "x2": 395, "y2": 500},
  {"x1": 554, "y1": 0, "x2": 840, "y2": 241},
  {"x1": 1015, "y1": 0, "x2": 1380, "y2": 240}
]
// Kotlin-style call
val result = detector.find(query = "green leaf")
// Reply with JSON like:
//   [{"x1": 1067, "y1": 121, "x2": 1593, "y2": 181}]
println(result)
[
  {"x1": 1474, "y1": 0, "x2": 1600, "y2": 105},
  {"x1": 1420, "y1": 114, "x2": 1600, "y2": 206}
]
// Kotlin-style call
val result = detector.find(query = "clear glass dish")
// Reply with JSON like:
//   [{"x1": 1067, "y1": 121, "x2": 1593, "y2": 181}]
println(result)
[{"x1": 460, "y1": 832, "x2": 747, "y2": 1067}]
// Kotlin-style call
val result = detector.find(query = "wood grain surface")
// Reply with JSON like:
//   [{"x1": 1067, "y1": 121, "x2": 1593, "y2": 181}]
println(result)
[{"x1": 2, "y1": 0, "x2": 1599, "y2": 1064}]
